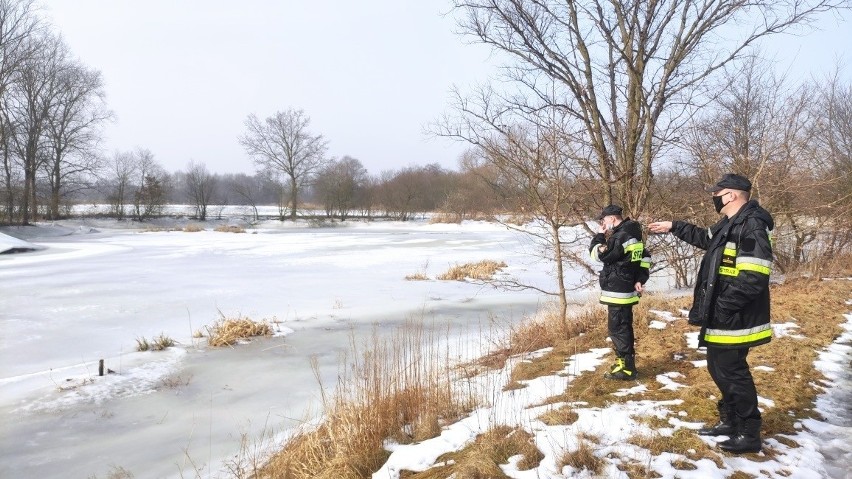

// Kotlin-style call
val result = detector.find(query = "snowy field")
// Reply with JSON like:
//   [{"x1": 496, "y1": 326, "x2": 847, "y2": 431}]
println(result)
[
  {"x1": 1, "y1": 216, "x2": 849, "y2": 479},
  {"x1": 0, "y1": 217, "x2": 584, "y2": 478}
]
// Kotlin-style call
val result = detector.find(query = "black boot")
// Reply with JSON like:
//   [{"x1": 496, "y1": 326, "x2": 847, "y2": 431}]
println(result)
[
  {"x1": 605, "y1": 354, "x2": 637, "y2": 380},
  {"x1": 698, "y1": 401, "x2": 736, "y2": 436},
  {"x1": 719, "y1": 417, "x2": 762, "y2": 454}
]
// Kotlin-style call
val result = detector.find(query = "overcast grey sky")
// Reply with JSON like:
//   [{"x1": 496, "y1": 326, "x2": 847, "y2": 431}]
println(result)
[{"x1": 40, "y1": 1, "x2": 851, "y2": 175}]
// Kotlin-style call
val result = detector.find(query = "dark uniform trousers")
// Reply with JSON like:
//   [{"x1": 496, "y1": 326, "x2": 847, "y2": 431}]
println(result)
[
  {"x1": 707, "y1": 346, "x2": 760, "y2": 420},
  {"x1": 608, "y1": 305, "x2": 635, "y2": 357}
]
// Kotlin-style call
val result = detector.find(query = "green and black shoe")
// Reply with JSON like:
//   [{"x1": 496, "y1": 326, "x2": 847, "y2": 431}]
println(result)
[{"x1": 604, "y1": 354, "x2": 637, "y2": 380}]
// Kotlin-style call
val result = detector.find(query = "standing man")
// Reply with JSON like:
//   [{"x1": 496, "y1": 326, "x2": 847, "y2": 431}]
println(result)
[
  {"x1": 649, "y1": 174, "x2": 773, "y2": 454},
  {"x1": 589, "y1": 205, "x2": 650, "y2": 380}
]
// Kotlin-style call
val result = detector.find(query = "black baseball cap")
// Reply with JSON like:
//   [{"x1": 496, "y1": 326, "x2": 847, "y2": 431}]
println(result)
[
  {"x1": 705, "y1": 173, "x2": 752, "y2": 193},
  {"x1": 597, "y1": 204, "x2": 623, "y2": 220}
]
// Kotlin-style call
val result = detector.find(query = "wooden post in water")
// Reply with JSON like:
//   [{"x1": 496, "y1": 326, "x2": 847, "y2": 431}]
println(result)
[{"x1": 99, "y1": 359, "x2": 104, "y2": 377}]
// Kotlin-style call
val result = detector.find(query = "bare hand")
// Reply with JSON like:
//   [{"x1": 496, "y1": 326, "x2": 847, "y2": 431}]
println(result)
[
  {"x1": 634, "y1": 282, "x2": 643, "y2": 293},
  {"x1": 648, "y1": 221, "x2": 673, "y2": 234}
]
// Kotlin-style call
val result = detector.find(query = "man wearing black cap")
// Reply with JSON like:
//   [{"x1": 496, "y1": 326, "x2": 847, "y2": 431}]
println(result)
[
  {"x1": 649, "y1": 173, "x2": 774, "y2": 454},
  {"x1": 589, "y1": 204, "x2": 650, "y2": 380}
]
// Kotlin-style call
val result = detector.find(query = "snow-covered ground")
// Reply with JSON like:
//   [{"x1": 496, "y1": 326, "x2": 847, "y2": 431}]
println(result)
[
  {"x1": 372, "y1": 306, "x2": 852, "y2": 478},
  {"x1": 0, "y1": 217, "x2": 588, "y2": 478},
  {"x1": 1, "y1": 217, "x2": 849, "y2": 478}
]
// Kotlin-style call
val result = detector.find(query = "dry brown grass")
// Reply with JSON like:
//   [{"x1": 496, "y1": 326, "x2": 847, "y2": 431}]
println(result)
[
  {"x1": 214, "y1": 225, "x2": 246, "y2": 233},
  {"x1": 257, "y1": 323, "x2": 476, "y2": 479},
  {"x1": 428, "y1": 212, "x2": 463, "y2": 224},
  {"x1": 399, "y1": 425, "x2": 543, "y2": 479},
  {"x1": 135, "y1": 333, "x2": 175, "y2": 352},
  {"x1": 559, "y1": 439, "x2": 605, "y2": 475},
  {"x1": 538, "y1": 405, "x2": 579, "y2": 426},
  {"x1": 404, "y1": 272, "x2": 430, "y2": 281},
  {"x1": 183, "y1": 224, "x2": 204, "y2": 232},
  {"x1": 475, "y1": 305, "x2": 606, "y2": 377},
  {"x1": 627, "y1": 428, "x2": 720, "y2": 464},
  {"x1": 206, "y1": 315, "x2": 272, "y2": 347},
  {"x1": 437, "y1": 260, "x2": 507, "y2": 281},
  {"x1": 253, "y1": 277, "x2": 850, "y2": 477}
]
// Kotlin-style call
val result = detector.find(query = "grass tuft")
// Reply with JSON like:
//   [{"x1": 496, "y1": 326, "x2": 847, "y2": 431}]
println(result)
[
  {"x1": 405, "y1": 272, "x2": 430, "y2": 281},
  {"x1": 214, "y1": 225, "x2": 246, "y2": 233},
  {"x1": 437, "y1": 260, "x2": 507, "y2": 281},
  {"x1": 559, "y1": 439, "x2": 604, "y2": 475},
  {"x1": 183, "y1": 224, "x2": 204, "y2": 232},
  {"x1": 135, "y1": 333, "x2": 175, "y2": 352},
  {"x1": 206, "y1": 315, "x2": 272, "y2": 347}
]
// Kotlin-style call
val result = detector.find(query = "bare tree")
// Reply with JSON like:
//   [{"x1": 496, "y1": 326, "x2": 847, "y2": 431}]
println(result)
[
  {"x1": 0, "y1": 0, "x2": 40, "y2": 222},
  {"x1": 185, "y1": 160, "x2": 216, "y2": 220},
  {"x1": 229, "y1": 172, "x2": 264, "y2": 221},
  {"x1": 238, "y1": 109, "x2": 328, "y2": 220},
  {"x1": 104, "y1": 150, "x2": 137, "y2": 219},
  {"x1": 8, "y1": 32, "x2": 67, "y2": 223},
  {"x1": 313, "y1": 156, "x2": 368, "y2": 220},
  {"x1": 680, "y1": 59, "x2": 849, "y2": 271},
  {"x1": 42, "y1": 61, "x2": 111, "y2": 219},
  {"x1": 131, "y1": 148, "x2": 167, "y2": 220},
  {"x1": 0, "y1": 0, "x2": 41, "y2": 98},
  {"x1": 450, "y1": 0, "x2": 848, "y2": 218}
]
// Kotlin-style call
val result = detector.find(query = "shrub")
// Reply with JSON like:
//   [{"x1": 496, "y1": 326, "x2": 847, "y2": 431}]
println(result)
[{"x1": 183, "y1": 224, "x2": 204, "y2": 232}]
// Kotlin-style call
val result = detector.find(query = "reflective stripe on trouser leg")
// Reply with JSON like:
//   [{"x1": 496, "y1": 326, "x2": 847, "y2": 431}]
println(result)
[
  {"x1": 600, "y1": 290, "x2": 639, "y2": 305},
  {"x1": 608, "y1": 305, "x2": 635, "y2": 357}
]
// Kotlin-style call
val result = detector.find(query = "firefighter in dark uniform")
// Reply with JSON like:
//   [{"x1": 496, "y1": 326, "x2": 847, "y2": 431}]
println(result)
[
  {"x1": 649, "y1": 174, "x2": 773, "y2": 454},
  {"x1": 589, "y1": 205, "x2": 651, "y2": 380}
]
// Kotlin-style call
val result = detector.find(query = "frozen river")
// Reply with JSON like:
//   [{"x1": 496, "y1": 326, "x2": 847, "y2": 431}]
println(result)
[{"x1": 0, "y1": 218, "x2": 580, "y2": 478}]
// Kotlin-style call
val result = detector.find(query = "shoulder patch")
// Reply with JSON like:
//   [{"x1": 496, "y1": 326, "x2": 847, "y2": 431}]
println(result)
[{"x1": 741, "y1": 237, "x2": 756, "y2": 253}]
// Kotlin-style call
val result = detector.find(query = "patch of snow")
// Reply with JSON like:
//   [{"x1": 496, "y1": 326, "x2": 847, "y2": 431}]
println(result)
[
  {"x1": 685, "y1": 331, "x2": 701, "y2": 349},
  {"x1": 648, "y1": 320, "x2": 668, "y2": 330},
  {"x1": 656, "y1": 372, "x2": 686, "y2": 391},
  {"x1": 648, "y1": 309, "x2": 679, "y2": 322},
  {"x1": 774, "y1": 321, "x2": 806, "y2": 339},
  {"x1": 612, "y1": 384, "x2": 648, "y2": 397}
]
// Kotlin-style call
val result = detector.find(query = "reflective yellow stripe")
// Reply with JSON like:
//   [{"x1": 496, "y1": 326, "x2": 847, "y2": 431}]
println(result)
[
  {"x1": 719, "y1": 266, "x2": 738, "y2": 277},
  {"x1": 705, "y1": 325, "x2": 772, "y2": 345},
  {"x1": 624, "y1": 241, "x2": 644, "y2": 262},
  {"x1": 736, "y1": 257, "x2": 772, "y2": 275},
  {"x1": 601, "y1": 296, "x2": 640, "y2": 305},
  {"x1": 600, "y1": 290, "x2": 640, "y2": 305},
  {"x1": 590, "y1": 246, "x2": 600, "y2": 262},
  {"x1": 723, "y1": 248, "x2": 737, "y2": 257},
  {"x1": 624, "y1": 242, "x2": 644, "y2": 252},
  {"x1": 640, "y1": 260, "x2": 651, "y2": 269}
]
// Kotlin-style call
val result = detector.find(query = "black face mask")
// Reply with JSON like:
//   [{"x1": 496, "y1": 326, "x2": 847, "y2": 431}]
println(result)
[{"x1": 712, "y1": 193, "x2": 729, "y2": 214}]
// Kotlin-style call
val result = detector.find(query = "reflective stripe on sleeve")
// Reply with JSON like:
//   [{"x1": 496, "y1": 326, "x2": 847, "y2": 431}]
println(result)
[
  {"x1": 640, "y1": 256, "x2": 651, "y2": 269},
  {"x1": 590, "y1": 246, "x2": 600, "y2": 262},
  {"x1": 736, "y1": 256, "x2": 772, "y2": 275}
]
